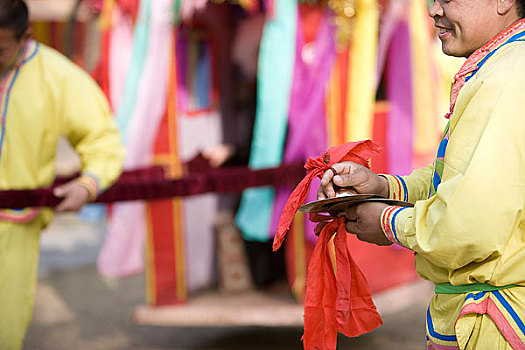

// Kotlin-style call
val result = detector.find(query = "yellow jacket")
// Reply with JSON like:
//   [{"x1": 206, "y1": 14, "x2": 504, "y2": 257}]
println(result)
[
  {"x1": 380, "y1": 23, "x2": 525, "y2": 348},
  {"x1": 0, "y1": 40, "x2": 124, "y2": 223},
  {"x1": 382, "y1": 38, "x2": 525, "y2": 287}
]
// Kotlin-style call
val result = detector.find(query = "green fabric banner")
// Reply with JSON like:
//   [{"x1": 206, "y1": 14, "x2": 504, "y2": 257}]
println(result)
[{"x1": 236, "y1": 0, "x2": 297, "y2": 241}]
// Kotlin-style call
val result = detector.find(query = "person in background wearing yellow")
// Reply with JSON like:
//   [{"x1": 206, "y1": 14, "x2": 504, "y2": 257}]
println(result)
[
  {"x1": 319, "y1": 0, "x2": 525, "y2": 348},
  {"x1": 0, "y1": 1, "x2": 124, "y2": 349}
]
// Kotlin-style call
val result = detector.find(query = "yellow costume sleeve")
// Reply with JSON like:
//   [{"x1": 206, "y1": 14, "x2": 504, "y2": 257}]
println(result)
[
  {"x1": 55, "y1": 53, "x2": 125, "y2": 192},
  {"x1": 382, "y1": 165, "x2": 434, "y2": 204},
  {"x1": 382, "y1": 51, "x2": 525, "y2": 272}
]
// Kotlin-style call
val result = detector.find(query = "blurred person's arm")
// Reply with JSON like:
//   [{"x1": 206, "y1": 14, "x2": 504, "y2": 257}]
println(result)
[{"x1": 52, "y1": 52, "x2": 124, "y2": 211}]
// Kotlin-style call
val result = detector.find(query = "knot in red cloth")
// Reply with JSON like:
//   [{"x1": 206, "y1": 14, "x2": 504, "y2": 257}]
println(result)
[{"x1": 273, "y1": 140, "x2": 381, "y2": 251}]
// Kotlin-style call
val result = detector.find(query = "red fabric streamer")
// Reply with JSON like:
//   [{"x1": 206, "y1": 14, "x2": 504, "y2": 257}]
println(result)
[
  {"x1": 239, "y1": 0, "x2": 259, "y2": 13},
  {"x1": 91, "y1": 28, "x2": 111, "y2": 105},
  {"x1": 117, "y1": 0, "x2": 140, "y2": 20},
  {"x1": 272, "y1": 140, "x2": 383, "y2": 350},
  {"x1": 83, "y1": 0, "x2": 104, "y2": 14}
]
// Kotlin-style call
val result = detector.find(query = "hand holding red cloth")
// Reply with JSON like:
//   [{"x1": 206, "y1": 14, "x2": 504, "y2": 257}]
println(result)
[{"x1": 272, "y1": 140, "x2": 383, "y2": 350}]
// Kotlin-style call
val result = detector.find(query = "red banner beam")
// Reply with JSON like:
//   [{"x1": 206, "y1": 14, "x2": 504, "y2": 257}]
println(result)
[{"x1": 0, "y1": 163, "x2": 306, "y2": 209}]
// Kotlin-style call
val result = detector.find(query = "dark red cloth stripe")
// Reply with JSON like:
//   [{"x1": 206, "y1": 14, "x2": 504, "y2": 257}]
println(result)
[{"x1": 0, "y1": 164, "x2": 305, "y2": 209}]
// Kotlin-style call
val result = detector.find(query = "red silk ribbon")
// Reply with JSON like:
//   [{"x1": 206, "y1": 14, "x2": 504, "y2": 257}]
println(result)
[{"x1": 272, "y1": 140, "x2": 383, "y2": 350}]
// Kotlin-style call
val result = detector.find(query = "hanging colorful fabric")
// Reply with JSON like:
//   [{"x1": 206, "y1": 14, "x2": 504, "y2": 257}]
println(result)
[
  {"x1": 98, "y1": 0, "x2": 174, "y2": 278},
  {"x1": 386, "y1": 20, "x2": 413, "y2": 176},
  {"x1": 181, "y1": 32, "x2": 213, "y2": 114},
  {"x1": 146, "y1": 32, "x2": 187, "y2": 305},
  {"x1": 325, "y1": 47, "x2": 349, "y2": 147},
  {"x1": 235, "y1": 0, "x2": 297, "y2": 242},
  {"x1": 271, "y1": 7, "x2": 336, "y2": 244},
  {"x1": 108, "y1": 6, "x2": 135, "y2": 113},
  {"x1": 114, "y1": 0, "x2": 150, "y2": 145},
  {"x1": 409, "y1": 0, "x2": 440, "y2": 168},
  {"x1": 377, "y1": 0, "x2": 443, "y2": 174},
  {"x1": 344, "y1": 0, "x2": 378, "y2": 142},
  {"x1": 270, "y1": 5, "x2": 335, "y2": 301},
  {"x1": 92, "y1": 23, "x2": 111, "y2": 102},
  {"x1": 179, "y1": 0, "x2": 207, "y2": 21}
]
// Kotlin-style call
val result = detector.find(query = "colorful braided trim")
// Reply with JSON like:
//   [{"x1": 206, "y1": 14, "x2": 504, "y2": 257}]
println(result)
[
  {"x1": 381, "y1": 205, "x2": 406, "y2": 246},
  {"x1": 75, "y1": 174, "x2": 100, "y2": 202}
]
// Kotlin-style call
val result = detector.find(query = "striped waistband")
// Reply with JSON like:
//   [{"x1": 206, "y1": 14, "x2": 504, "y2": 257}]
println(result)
[{"x1": 434, "y1": 282, "x2": 518, "y2": 294}]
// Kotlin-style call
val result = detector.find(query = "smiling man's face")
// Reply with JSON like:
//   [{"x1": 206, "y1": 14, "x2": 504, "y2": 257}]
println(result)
[{"x1": 430, "y1": 0, "x2": 519, "y2": 57}]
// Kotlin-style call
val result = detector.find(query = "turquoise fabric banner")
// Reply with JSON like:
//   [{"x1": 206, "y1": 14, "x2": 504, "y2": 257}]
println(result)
[
  {"x1": 115, "y1": 0, "x2": 151, "y2": 144},
  {"x1": 235, "y1": 0, "x2": 297, "y2": 241}
]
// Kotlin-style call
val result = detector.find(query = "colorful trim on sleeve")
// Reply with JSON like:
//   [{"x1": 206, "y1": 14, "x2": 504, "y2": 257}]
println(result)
[
  {"x1": 380, "y1": 205, "x2": 408, "y2": 246},
  {"x1": 380, "y1": 174, "x2": 408, "y2": 201},
  {"x1": 393, "y1": 175, "x2": 408, "y2": 202},
  {"x1": 75, "y1": 174, "x2": 100, "y2": 201}
]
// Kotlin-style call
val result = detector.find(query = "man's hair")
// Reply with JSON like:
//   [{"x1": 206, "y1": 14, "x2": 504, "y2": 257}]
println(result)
[
  {"x1": 518, "y1": 0, "x2": 525, "y2": 18},
  {"x1": 0, "y1": 0, "x2": 29, "y2": 40}
]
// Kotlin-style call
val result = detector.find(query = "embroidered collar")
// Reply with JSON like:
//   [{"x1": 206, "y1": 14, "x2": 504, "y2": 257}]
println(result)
[
  {"x1": 0, "y1": 40, "x2": 39, "y2": 167},
  {"x1": 445, "y1": 18, "x2": 525, "y2": 119},
  {"x1": 0, "y1": 40, "x2": 38, "y2": 88}
]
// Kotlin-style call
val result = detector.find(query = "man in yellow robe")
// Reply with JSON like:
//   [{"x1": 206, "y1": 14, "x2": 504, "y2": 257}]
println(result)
[
  {"x1": 0, "y1": 2, "x2": 124, "y2": 349},
  {"x1": 319, "y1": 0, "x2": 525, "y2": 348}
]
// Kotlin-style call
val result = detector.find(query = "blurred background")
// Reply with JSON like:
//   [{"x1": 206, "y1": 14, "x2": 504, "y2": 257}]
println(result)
[{"x1": 23, "y1": 0, "x2": 465, "y2": 349}]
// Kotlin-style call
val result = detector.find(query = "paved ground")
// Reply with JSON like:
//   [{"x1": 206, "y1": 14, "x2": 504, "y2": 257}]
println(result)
[{"x1": 23, "y1": 211, "x2": 433, "y2": 350}]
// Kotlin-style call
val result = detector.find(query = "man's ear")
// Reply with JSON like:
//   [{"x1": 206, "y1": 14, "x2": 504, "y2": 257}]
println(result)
[
  {"x1": 497, "y1": 0, "x2": 517, "y2": 15},
  {"x1": 21, "y1": 27, "x2": 31, "y2": 42}
]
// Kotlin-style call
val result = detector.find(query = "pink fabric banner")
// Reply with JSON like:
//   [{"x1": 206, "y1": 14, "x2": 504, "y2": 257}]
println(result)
[
  {"x1": 109, "y1": 7, "x2": 134, "y2": 112},
  {"x1": 386, "y1": 21, "x2": 413, "y2": 176},
  {"x1": 375, "y1": 0, "x2": 410, "y2": 91},
  {"x1": 98, "y1": 0, "x2": 175, "y2": 278}
]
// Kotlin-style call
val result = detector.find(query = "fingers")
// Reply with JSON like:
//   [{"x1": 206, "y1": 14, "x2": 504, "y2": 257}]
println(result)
[
  {"x1": 345, "y1": 220, "x2": 359, "y2": 235},
  {"x1": 317, "y1": 186, "x2": 327, "y2": 200},
  {"x1": 308, "y1": 213, "x2": 331, "y2": 223},
  {"x1": 53, "y1": 182, "x2": 90, "y2": 212},
  {"x1": 319, "y1": 162, "x2": 360, "y2": 199},
  {"x1": 320, "y1": 169, "x2": 336, "y2": 198},
  {"x1": 314, "y1": 222, "x2": 325, "y2": 236},
  {"x1": 344, "y1": 203, "x2": 393, "y2": 246},
  {"x1": 345, "y1": 206, "x2": 358, "y2": 221},
  {"x1": 202, "y1": 144, "x2": 235, "y2": 168},
  {"x1": 332, "y1": 167, "x2": 366, "y2": 188},
  {"x1": 320, "y1": 162, "x2": 349, "y2": 187},
  {"x1": 55, "y1": 195, "x2": 78, "y2": 212},
  {"x1": 319, "y1": 181, "x2": 336, "y2": 199},
  {"x1": 319, "y1": 162, "x2": 371, "y2": 199},
  {"x1": 53, "y1": 182, "x2": 73, "y2": 199}
]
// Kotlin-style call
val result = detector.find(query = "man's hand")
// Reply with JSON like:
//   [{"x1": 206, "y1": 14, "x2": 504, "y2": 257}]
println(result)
[
  {"x1": 345, "y1": 202, "x2": 392, "y2": 246},
  {"x1": 317, "y1": 161, "x2": 389, "y2": 199},
  {"x1": 53, "y1": 181, "x2": 91, "y2": 213},
  {"x1": 202, "y1": 144, "x2": 235, "y2": 168}
]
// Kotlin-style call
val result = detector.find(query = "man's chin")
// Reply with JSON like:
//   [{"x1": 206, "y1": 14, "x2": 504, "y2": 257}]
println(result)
[{"x1": 441, "y1": 45, "x2": 467, "y2": 58}]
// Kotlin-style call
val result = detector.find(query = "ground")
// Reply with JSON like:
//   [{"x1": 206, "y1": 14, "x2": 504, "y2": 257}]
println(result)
[{"x1": 24, "y1": 211, "x2": 432, "y2": 350}]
